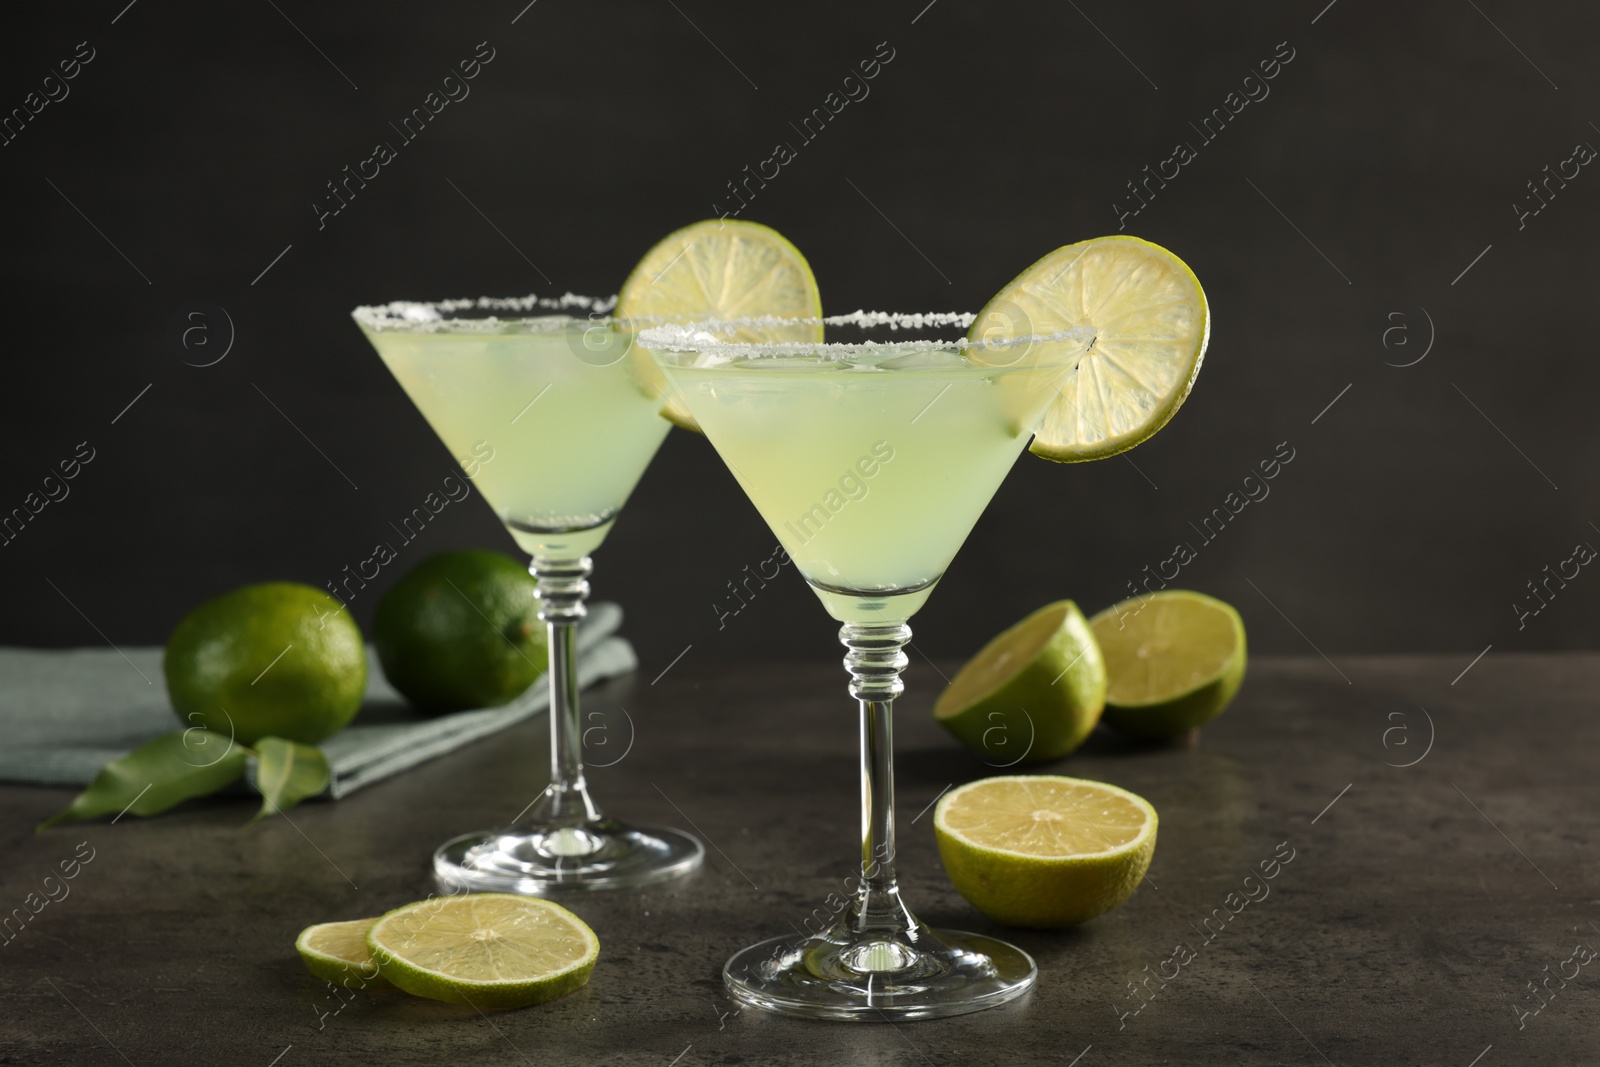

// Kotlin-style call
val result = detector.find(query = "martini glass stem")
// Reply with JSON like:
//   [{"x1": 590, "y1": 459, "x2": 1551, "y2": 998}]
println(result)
[
  {"x1": 842, "y1": 621, "x2": 919, "y2": 943},
  {"x1": 531, "y1": 556, "x2": 601, "y2": 827},
  {"x1": 430, "y1": 551, "x2": 703, "y2": 889},
  {"x1": 719, "y1": 613, "x2": 1034, "y2": 1015}
]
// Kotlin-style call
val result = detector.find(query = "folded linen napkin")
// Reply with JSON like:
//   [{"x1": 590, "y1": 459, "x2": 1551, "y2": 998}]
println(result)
[{"x1": 0, "y1": 602, "x2": 632, "y2": 799}]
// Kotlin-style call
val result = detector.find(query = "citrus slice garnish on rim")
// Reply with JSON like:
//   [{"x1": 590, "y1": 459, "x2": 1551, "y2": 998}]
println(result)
[
  {"x1": 619, "y1": 219, "x2": 823, "y2": 432},
  {"x1": 969, "y1": 235, "x2": 1209, "y2": 462}
]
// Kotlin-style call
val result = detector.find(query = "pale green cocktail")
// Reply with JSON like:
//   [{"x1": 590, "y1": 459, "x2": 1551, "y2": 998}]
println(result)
[
  {"x1": 664, "y1": 341, "x2": 1081, "y2": 624},
  {"x1": 354, "y1": 296, "x2": 702, "y2": 894},
  {"x1": 362, "y1": 315, "x2": 669, "y2": 560}
]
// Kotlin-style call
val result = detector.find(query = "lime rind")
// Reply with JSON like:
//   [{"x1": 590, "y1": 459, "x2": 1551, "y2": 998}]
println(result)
[
  {"x1": 1103, "y1": 678, "x2": 1242, "y2": 738},
  {"x1": 936, "y1": 829, "x2": 1155, "y2": 928}
]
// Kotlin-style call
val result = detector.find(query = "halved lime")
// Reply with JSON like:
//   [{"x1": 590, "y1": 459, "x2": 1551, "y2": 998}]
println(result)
[
  {"x1": 1089, "y1": 590, "x2": 1246, "y2": 739},
  {"x1": 935, "y1": 775, "x2": 1158, "y2": 928},
  {"x1": 969, "y1": 235, "x2": 1209, "y2": 462},
  {"x1": 366, "y1": 894, "x2": 598, "y2": 1011},
  {"x1": 619, "y1": 219, "x2": 823, "y2": 431},
  {"x1": 933, "y1": 601, "x2": 1106, "y2": 764},
  {"x1": 296, "y1": 918, "x2": 389, "y2": 987}
]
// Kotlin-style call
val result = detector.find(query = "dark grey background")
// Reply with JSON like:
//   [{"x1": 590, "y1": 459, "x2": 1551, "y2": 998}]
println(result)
[{"x1": 3, "y1": 0, "x2": 1596, "y2": 675}]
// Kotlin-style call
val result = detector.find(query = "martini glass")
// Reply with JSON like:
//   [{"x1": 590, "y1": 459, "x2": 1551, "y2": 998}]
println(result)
[
  {"x1": 353, "y1": 294, "x2": 704, "y2": 892},
  {"x1": 643, "y1": 312, "x2": 1094, "y2": 1020}
]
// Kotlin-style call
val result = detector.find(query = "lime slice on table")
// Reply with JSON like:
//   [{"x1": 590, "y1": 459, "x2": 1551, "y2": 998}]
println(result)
[
  {"x1": 934, "y1": 775, "x2": 1158, "y2": 928},
  {"x1": 969, "y1": 235, "x2": 1209, "y2": 462},
  {"x1": 365, "y1": 894, "x2": 599, "y2": 1011},
  {"x1": 619, "y1": 219, "x2": 824, "y2": 432},
  {"x1": 933, "y1": 601, "x2": 1106, "y2": 764},
  {"x1": 296, "y1": 918, "x2": 389, "y2": 988},
  {"x1": 1089, "y1": 590, "x2": 1246, "y2": 740}
]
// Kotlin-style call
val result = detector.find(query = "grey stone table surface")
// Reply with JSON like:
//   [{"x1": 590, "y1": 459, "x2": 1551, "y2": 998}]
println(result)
[{"x1": 1, "y1": 654, "x2": 1594, "y2": 1065}]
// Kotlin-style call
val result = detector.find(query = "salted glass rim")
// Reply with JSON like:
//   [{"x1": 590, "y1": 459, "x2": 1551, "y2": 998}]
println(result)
[
  {"x1": 351, "y1": 292, "x2": 629, "y2": 333},
  {"x1": 638, "y1": 311, "x2": 1096, "y2": 361}
]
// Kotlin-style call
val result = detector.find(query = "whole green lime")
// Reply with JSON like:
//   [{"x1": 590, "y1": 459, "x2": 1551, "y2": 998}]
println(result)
[
  {"x1": 373, "y1": 551, "x2": 547, "y2": 714},
  {"x1": 165, "y1": 583, "x2": 367, "y2": 745}
]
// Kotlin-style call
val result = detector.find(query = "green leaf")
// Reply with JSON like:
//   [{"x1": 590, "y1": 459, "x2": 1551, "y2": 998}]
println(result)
[
  {"x1": 250, "y1": 737, "x2": 330, "y2": 823},
  {"x1": 38, "y1": 729, "x2": 250, "y2": 831}
]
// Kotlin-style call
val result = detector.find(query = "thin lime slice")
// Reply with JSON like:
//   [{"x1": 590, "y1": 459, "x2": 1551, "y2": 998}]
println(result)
[
  {"x1": 296, "y1": 918, "x2": 389, "y2": 987},
  {"x1": 619, "y1": 219, "x2": 823, "y2": 432},
  {"x1": 970, "y1": 235, "x2": 1209, "y2": 462},
  {"x1": 935, "y1": 774, "x2": 1158, "y2": 928},
  {"x1": 1088, "y1": 590, "x2": 1246, "y2": 738},
  {"x1": 366, "y1": 894, "x2": 599, "y2": 1011}
]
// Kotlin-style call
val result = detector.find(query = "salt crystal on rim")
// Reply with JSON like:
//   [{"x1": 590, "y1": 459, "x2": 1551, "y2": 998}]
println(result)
[
  {"x1": 351, "y1": 292, "x2": 619, "y2": 332},
  {"x1": 638, "y1": 312, "x2": 1094, "y2": 362}
]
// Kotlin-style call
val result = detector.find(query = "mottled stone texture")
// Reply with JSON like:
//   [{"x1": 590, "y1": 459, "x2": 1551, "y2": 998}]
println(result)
[{"x1": 1, "y1": 655, "x2": 1593, "y2": 1064}]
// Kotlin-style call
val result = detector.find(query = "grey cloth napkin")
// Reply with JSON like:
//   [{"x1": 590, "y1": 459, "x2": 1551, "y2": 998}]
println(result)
[{"x1": 0, "y1": 602, "x2": 634, "y2": 799}]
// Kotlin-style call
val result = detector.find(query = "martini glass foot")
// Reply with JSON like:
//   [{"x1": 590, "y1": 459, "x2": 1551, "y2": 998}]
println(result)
[
  {"x1": 435, "y1": 822, "x2": 703, "y2": 894},
  {"x1": 724, "y1": 925, "x2": 1034, "y2": 1021}
]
